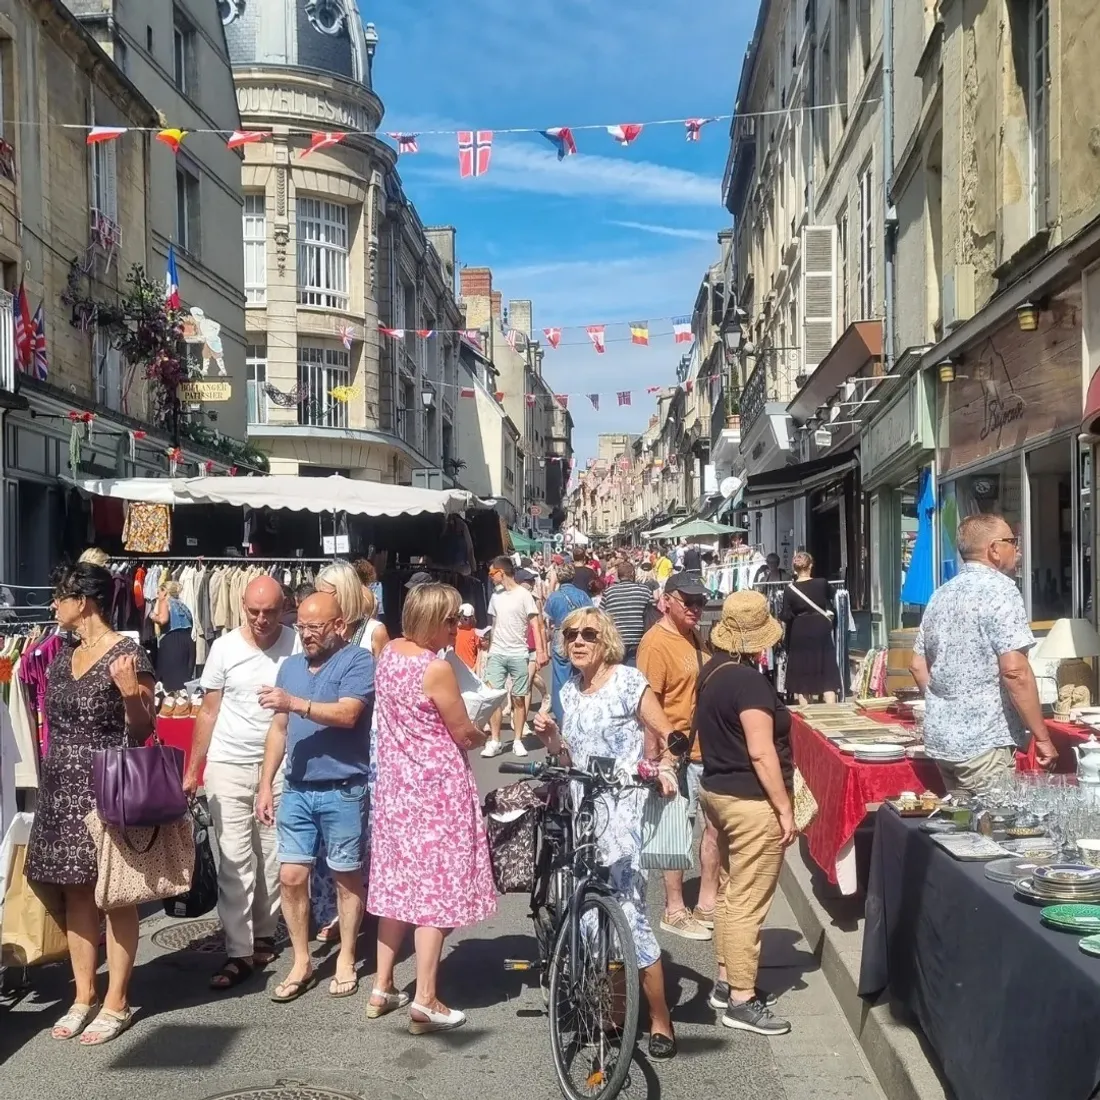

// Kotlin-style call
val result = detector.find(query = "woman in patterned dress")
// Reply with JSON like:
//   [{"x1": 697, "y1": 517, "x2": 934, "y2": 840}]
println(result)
[
  {"x1": 25, "y1": 562, "x2": 157, "y2": 1045},
  {"x1": 366, "y1": 583, "x2": 496, "y2": 1033},
  {"x1": 532, "y1": 606, "x2": 681, "y2": 1060}
]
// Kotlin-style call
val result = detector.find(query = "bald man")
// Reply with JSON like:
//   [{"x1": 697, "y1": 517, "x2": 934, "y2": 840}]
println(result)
[
  {"x1": 184, "y1": 575, "x2": 300, "y2": 991},
  {"x1": 256, "y1": 592, "x2": 374, "y2": 1002}
]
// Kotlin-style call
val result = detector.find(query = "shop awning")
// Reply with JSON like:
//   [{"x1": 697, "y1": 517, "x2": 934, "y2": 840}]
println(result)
[
  {"x1": 65, "y1": 475, "x2": 473, "y2": 517},
  {"x1": 743, "y1": 448, "x2": 859, "y2": 505},
  {"x1": 1085, "y1": 368, "x2": 1100, "y2": 434},
  {"x1": 509, "y1": 529, "x2": 542, "y2": 554}
]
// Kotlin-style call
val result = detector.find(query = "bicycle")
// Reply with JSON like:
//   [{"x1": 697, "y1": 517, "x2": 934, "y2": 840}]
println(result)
[{"x1": 498, "y1": 754, "x2": 650, "y2": 1100}]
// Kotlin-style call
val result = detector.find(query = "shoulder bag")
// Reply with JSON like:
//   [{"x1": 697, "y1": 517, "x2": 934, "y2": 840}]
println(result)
[
  {"x1": 93, "y1": 736, "x2": 188, "y2": 841},
  {"x1": 786, "y1": 582, "x2": 835, "y2": 623}
]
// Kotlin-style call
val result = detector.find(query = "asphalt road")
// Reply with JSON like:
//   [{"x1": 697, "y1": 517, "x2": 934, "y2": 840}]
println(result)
[{"x1": 0, "y1": 740, "x2": 884, "y2": 1100}]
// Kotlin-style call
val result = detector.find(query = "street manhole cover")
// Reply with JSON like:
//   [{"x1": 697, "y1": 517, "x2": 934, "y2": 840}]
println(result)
[
  {"x1": 151, "y1": 917, "x2": 289, "y2": 954},
  {"x1": 201, "y1": 1089, "x2": 362, "y2": 1100}
]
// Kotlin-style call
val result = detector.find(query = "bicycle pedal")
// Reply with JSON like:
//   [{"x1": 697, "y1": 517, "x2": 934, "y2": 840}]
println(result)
[{"x1": 503, "y1": 958, "x2": 537, "y2": 971}]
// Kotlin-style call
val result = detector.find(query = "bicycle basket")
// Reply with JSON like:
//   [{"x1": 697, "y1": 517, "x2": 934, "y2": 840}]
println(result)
[{"x1": 483, "y1": 783, "x2": 543, "y2": 894}]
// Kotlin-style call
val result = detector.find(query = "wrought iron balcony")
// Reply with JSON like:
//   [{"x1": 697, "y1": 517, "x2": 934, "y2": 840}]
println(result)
[{"x1": 739, "y1": 348, "x2": 802, "y2": 439}]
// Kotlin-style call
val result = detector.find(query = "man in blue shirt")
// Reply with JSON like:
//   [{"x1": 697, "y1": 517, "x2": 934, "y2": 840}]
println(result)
[
  {"x1": 256, "y1": 592, "x2": 373, "y2": 1003},
  {"x1": 542, "y1": 563, "x2": 593, "y2": 723}
]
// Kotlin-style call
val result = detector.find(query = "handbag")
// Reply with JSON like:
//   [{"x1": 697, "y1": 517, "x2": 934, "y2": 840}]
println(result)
[
  {"x1": 786, "y1": 583, "x2": 835, "y2": 622},
  {"x1": 1, "y1": 840, "x2": 68, "y2": 966},
  {"x1": 84, "y1": 809, "x2": 194, "y2": 911},
  {"x1": 163, "y1": 800, "x2": 218, "y2": 919},
  {"x1": 792, "y1": 768, "x2": 819, "y2": 832},
  {"x1": 93, "y1": 739, "x2": 188, "y2": 840},
  {"x1": 484, "y1": 783, "x2": 543, "y2": 893},
  {"x1": 640, "y1": 789, "x2": 694, "y2": 871}
]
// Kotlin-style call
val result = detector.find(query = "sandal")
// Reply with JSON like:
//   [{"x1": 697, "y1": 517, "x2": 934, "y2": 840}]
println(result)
[
  {"x1": 366, "y1": 988, "x2": 411, "y2": 1019},
  {"x1": 252, "y1": 937, "x2": 278, "y2": 967},
  {"x1": 270, "y1": 972, "x2": 317, "y2": 1003},
  {"x1": 210, "y1": 957, "x2": 255, "y2": 990},
  {"x1": 328, "y1": 975, "x2": 359, "y2": 998},
  {"x1": 79, "y1": 1007, "x2": 134, "y2": 1046},
  {"x1": 51, "y1": 1002, "x2": 98, "y2": 1040},
  {"x1": 315, "y1": 920, "x2": 339, "y2": 943}
]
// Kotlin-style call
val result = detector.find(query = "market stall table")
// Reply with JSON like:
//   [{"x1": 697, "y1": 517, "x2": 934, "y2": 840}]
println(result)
[
  {"x1": 153, "y1": 715, "x2": 201, "y2": 783},
  {"x1": 859, "y1": 806, "x2": 1100, "y2": 1100},
  {"x1": 1017, "y1": 718, "x2": 1093, "y2": 774}
]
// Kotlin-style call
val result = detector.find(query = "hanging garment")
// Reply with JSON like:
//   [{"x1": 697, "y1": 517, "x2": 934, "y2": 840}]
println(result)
[{"x1": 123, "y1": 503, "x2": 172, "y2": 553}]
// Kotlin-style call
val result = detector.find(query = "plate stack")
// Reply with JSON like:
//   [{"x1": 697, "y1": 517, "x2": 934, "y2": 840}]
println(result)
[
  {"x1": 1015, "y1": 864, "x2": 1100, "y2": 908},
  {"x1": 851, "y1": 743, "x2": 907, "y2": 764}
]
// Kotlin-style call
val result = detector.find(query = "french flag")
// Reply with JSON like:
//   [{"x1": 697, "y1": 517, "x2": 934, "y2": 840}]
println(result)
[
  {"x1": 540, "y1": 126, "x2": 577, "y2": 160},
  {"x1": 607, "y1": 124, "x2": 643, "y2": 146},
  {"x1": 165, "y1": 244, "x2": 181, "y2": 310}
]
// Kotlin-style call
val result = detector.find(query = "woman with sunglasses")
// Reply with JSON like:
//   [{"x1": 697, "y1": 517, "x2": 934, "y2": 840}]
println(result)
[{"x1": 532, "y1": 607, "x2": 681, "y2": 1060}]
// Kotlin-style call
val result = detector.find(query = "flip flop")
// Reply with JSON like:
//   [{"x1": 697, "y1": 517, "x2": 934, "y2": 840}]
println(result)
[
  {"x1": 328, "y1": 975, "x2": 359, "y2": 998},
  {"x1": 270, "y1": 972, "x2": 318, "y2": 1003},
  {"x1": 78, "y1": 1007, "x2": 134, "y2": 1046}
]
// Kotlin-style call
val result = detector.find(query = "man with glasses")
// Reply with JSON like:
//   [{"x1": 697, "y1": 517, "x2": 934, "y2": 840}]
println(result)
[
  {"x1": 909, "y1": 513, "x2": 1058, "y2": 797},
  {"x1": 255, "y1": 592, "x2": 374, "y2": 1003},
  {"x1": 184, "y1": 576, "x2": 300, "y2": 992},
  {"x1": 637, "y1": 574, "x2": 719, "y2": 942}
]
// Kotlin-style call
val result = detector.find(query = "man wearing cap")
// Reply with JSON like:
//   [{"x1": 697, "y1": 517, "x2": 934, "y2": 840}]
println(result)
[
  {"x1": 405, "y1": 570, "x2": 433, "y2": 590},
  {"x1": 637, "y1": 573, "x2": 719, "y2": 942},
  {"x1": 454, "y1": 603, "x2": 480, "y2": 671}
]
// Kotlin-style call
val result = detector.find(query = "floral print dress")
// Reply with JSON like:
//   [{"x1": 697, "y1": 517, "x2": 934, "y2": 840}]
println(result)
[
  {"x1": 559, "y1": 664, "x2": 660, "y2": 969},
  {"x1": 367, "y1": 647, "x2": 496, "y2": 928}
]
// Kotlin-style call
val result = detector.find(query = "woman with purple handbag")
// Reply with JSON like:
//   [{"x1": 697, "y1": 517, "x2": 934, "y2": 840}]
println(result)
[{"x1": 25, "y1": 562, "x2": 158, "y2": 1046}]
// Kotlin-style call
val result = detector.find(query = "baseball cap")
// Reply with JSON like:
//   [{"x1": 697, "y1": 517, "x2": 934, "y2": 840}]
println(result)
[
  {"x1": 458, "y1": 602, "x2": 475, "y2": 618},
  {"x1": 664, "y1": 573, "x2": 709, "y2": 600},
  {"x1": 405, "y1": 570, "x2": 433, "y2": 589},
  {"x1": 515, "y1": 568, "x2": 536, "y2": 585}
]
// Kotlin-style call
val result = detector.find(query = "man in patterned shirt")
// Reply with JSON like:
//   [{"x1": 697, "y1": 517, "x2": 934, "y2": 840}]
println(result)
[{"x1": 909, "y1": 513, "x2": 1057, "y2": 797}]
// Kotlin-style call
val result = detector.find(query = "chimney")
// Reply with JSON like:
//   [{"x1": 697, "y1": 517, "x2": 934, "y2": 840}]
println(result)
[
  {"x1": 509, "y1": 299, "x2": 532, "y2": 337},
  {"x1": 460, "y1": 266, "x2": 493, "y2": 330},
  {"x1": 424, "y1": 226, "x2": 456, "y2": 293},
  {"x1": 491, "y1": 290, "x2": 502, "y2": 321}
]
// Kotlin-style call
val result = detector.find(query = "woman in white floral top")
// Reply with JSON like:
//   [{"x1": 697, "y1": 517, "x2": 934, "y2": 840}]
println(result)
[{"x1": 533, "y1": 607, "x2": 681, "y2": 1060}]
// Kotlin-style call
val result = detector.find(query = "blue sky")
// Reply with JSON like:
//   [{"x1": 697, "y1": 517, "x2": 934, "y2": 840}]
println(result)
[{"x1": 364, "y1": 0, "x2": 757, "y2": 465}]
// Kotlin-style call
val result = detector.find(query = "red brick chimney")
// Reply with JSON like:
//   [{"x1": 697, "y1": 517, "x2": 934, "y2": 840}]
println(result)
[
  {"x1": 459, "y1": 267, "x2": 492, "y2": 299},
  {"x1": 491, "y1": 290, "x2": 502, "y2": 320}
]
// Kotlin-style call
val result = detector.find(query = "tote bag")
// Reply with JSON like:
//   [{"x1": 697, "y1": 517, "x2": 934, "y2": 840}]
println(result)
[
  {"x1": 0, "y1": 842, "x2": 68, "y2": 967},
  {"x1": 640, "y1": 790, "x2": 694, "y2": 871}
]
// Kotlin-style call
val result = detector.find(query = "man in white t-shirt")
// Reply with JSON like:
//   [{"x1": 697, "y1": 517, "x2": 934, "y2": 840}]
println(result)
[
  {"x1": 482, "y1": 556, "x2": 546, "y2": 758},
  {"x1": 183, "y1": 575, "x2": 299, "y2": 991}
]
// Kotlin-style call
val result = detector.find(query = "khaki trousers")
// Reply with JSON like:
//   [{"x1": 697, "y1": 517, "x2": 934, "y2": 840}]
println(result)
[
  {"x1": 699, "y1": 788, "x2": 784, "y2": 991},
  {"x1": 204, "y1": 761, "x2": 283, "y2": 960},
  {"x1": 936, "y1": 746, "x2": 1015, "y2": 800}
]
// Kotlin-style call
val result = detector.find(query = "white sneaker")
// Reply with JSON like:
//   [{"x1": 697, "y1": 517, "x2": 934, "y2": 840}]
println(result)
[
  {"x1": 481, "y1": 741, "x2": 504, "y2": 758},
  {"x1": 512, "y1": 737, "x2": 528, "y2": 757}
]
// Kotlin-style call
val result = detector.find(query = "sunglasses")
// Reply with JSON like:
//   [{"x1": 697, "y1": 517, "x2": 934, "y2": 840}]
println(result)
[
  {"x1": 670, "y1": 593, "x2": 706, "y2": 610},
  {"x1": 562, "y1": 627, "x2": 600, "y2": 644}
]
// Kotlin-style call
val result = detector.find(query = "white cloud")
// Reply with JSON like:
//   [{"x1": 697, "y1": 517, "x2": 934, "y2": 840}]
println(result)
[{"x1": 609, "y1": 221, "x2": 718, "y2": 241}]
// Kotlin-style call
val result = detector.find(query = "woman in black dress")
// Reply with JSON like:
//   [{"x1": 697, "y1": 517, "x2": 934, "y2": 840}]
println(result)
[
  {"x1": 25, "y1": 563, "x2": 156, "y2": 1045},
  {"x1": 780, "y1": 552, "x2": 842, "y2": 704}
]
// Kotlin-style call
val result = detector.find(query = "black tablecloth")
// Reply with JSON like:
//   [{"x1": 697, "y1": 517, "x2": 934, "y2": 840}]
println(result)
[{"x1": 860, "y1": 807, "x2": 1100, "y2": 1100}]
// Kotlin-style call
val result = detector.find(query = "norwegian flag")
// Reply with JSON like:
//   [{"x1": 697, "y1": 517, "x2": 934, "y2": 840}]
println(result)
[
  {"x1": 555, "y1": 394, "x2": 569, "y2": 410},
  {"x1": 617, "y1": 391, "x2": 631, "y2": 406},
  {"x1": 607, "y1": 124, "x2": 643, "y2": 146},
  {"x1": 31, "y1": 303, "x2": 48, "y2": 381},
  {"x1": 540, "y1": 126, "x2": 577, "y2": 160},
  {"x1": 459, "y1": 386, "x2": 475, "y2": 398},
  {"x1": 543, "y1": 327, "x2": 561, "y2": 349},
  {"x1": 13, "y1": 277, "x2": 33, "y2": 372},
  {"x1": 339, "y1": 324, "x2": 354, "y2": 350},
  {"x1": 525, "y1": 393, "x2": 536, "y2": 408},
  {"x1": 388, "y1": 132, "x2": 420, "y2": 155},
  {"x1": 301, "y1": 131, "x2": 347, "y2": 158},
  {"x1": 458, "y1": 130, "x2": 493, "y2": 177},
  {"x1": 379, "y1": 326, "x2": 404, "y2": 339},
  {"x1": 685, "y1": 117, "x2": 717, "y2": 142},
  {"x1": 586, "y1": 325, "x2": 606, "y2": 354},
  {"x1": 226, "y1": 129, "x2": 271, "y2": 150},
  {"x1": 673, "y1": 317, "x2": 692, "y2": 343},
  {"x1": 587, "y1": 394, "x2": 600, "y2": 410}
]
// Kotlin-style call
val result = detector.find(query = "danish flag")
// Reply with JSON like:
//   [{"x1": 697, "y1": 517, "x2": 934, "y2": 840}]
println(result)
[
  {"x1": 607, "y1": 124, "x2": 643, "y2": 146},
  {"x1": 458, "y1": 131, "x2": 493, "y2": 177},
  {"x1": 543, "y1": 327, "x2": 562, "y2": 349},
  {"x1": 586, "y1": 325, "x2": 606, "y2": 354}
]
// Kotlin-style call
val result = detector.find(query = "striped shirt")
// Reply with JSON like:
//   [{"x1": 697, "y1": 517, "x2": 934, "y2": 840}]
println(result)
[{"x1": 601, "y1": 581, "x2": 655, "y2": 647}]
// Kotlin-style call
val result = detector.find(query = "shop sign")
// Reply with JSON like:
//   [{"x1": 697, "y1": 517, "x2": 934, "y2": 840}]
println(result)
[
  {"x1": 863, "y1": 374, "x2": 933, "y2": 481},
  {"x1": 940, "y1": 286, "x2": 1082, "y2": 475},
  {"x1": 179, "y1": 382, "x2": 232, "y2": 403}
]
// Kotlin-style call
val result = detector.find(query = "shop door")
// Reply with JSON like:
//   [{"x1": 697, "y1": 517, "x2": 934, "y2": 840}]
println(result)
[{"x1": 1026, "y1": 439, "x2": 1074, "y2": 624}]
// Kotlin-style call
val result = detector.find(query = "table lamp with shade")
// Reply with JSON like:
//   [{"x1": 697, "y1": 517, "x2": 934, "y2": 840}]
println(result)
[{"x1": 1032, "y1": 618, "x2": 1100, "y2": 716}]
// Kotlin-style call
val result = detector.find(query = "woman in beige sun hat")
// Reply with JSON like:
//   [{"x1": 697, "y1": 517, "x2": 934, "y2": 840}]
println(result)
[{"x1": 694, "y1": 590, "x2": 796, "y2": 1039}]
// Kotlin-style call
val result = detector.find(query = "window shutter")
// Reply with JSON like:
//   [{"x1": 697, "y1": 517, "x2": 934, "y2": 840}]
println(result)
[
  {"x1": 104, "y1": 140, "x2": 118, "y2": 223},
  {"x1": 801, "y1": 225, "x2": 837, "y2": 375}
]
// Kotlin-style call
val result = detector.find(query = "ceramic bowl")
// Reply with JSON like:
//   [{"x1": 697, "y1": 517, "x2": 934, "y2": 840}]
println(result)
[{"x1": 1077, "y1": 840, "x2": 1100, "y2": 869}]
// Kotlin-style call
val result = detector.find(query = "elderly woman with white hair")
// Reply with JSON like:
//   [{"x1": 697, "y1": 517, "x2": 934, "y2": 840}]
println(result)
[{"x1": 532, "y1": 606, "x2": 681, "y2": 1060}]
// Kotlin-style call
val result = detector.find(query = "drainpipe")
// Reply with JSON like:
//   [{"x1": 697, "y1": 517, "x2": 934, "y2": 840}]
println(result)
[{"x1": 882, "y1": 0, "x2": 897, "y2": 375}]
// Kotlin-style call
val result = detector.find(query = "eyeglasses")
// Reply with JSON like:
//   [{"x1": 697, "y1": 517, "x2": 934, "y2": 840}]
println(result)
[
  {"x1": 296, "y1": 618, "x2": 338, "y2": 636},
  {"x1": 562, "y1": 627, "x2": 600, "y2": 644},
  {"x1": 670, "y1": 593, "x2": 706, "y2": 611},
  {"x1": 992, "y1": 536, "x2": 1021, "y2": 548}
]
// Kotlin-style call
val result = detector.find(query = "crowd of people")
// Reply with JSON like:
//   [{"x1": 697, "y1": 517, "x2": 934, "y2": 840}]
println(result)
[{"x1": 20, "y1": 536, "x2": 804, "y2": 1056}]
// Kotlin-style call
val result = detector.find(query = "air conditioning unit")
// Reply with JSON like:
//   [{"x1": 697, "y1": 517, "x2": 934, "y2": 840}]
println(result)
[
  {"x1": 813, "y1": 429, "x2": 832, "y2": 448},
  {"x1": 943, "y1": 264, "x2": 975, "y2": 331}
]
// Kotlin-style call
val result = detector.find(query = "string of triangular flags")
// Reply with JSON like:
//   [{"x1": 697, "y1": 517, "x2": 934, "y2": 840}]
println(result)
[{"x1": 378, "y1": 317, "x2": 695, "y2": 352}]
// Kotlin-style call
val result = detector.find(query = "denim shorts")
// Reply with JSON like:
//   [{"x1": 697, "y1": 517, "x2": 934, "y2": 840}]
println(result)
[
  {"x1": 683, "y1": 761, "x2": 704, "y2": 819},
  {"x1": 277, "y1": 777, "x2": 368, "y2": 872},
  {"x1": 484, "y1": 652, "x2": 531, "y2": 697}
]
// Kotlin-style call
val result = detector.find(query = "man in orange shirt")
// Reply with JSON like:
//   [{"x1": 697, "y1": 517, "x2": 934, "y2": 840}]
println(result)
[
  {"x1": 637, "y1": 574, "x2": 719, "y2": 941},
  {"x1": 454, "y1": 603, "x2": 480, "y2": 671}
]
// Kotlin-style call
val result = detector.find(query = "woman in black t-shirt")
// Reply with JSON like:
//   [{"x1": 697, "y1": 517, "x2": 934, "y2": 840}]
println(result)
[{"x1": 694, "y1": 590, "x2": 796, "y2": 1038}]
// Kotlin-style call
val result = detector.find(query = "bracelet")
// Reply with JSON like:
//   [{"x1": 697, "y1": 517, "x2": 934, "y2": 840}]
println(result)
[{"x1": 306, "y1": 699, "x2": 312, "y2": 720}]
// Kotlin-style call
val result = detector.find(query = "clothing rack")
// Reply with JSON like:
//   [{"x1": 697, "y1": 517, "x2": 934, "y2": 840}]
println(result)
[
  {"x1": 114, "y1": 555, "x2": 336, "y2": 563},
  {"x1": 756, "y1": 579, "x2": 847, "y2": 587}
]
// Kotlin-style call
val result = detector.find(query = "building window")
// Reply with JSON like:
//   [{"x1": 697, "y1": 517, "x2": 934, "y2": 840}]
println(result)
[
  {"x1": 173, "y1": 12, "x2": 194, "y2": 96},
  {"x1": 401, "y1": 378, "x2": 415, "y2": 445},
  {"x1": 1028, "y1": 0, "x2": 1050, "y2": 232},
  {"x1": 296, "y1": 198, "x2": 349, "y2": 309},
  {"x1": 297, "y1": 345, "x2": 349, "y2": 429},
  {"x1": 818, "y1": 29, "x2": 833, "y2": 166},
  {"x1": 176, "y1": 161, "x2": 200, "y2": 254},
  {"x1": 89, "y1": 108, "x2": 118, "y2": 225},
  {"x1": 837, "y1": 207, "x2": 849, "y2": 330},
  {"x1": 95, "y1": 328, "x2": 122, "y2": 412},
  {"x1": 858, "y1": 163, "x2": 874, "y2": 318},
  {"x1": 242, "y1": 193, "x2": 266, "y2": 304},
  {"x1": 246, "y1": 343, "x2": 267, "y2": 424}
]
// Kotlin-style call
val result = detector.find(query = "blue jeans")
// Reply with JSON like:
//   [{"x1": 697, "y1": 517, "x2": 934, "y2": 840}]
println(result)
[{"x1": 277, "y1": 777, "x2": 368, "y2": 872}]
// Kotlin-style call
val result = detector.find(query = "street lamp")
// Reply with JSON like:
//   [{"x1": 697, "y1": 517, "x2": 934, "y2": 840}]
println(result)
[
  {"x1": 363, "y1": 21, "x2": 379, "y2": 57},
  {"x1": 421, "y1": 389, "x2": 435, "y2": 410}
]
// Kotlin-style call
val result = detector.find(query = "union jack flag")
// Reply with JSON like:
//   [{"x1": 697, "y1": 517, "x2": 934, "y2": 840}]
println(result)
[
  {"x1": 339, "y1": 324, "x2": 354, "y2": 350},
  {"x1": 31, "y1": 304, "x2": 48, "y2": 381},
  {"x1": 617, "y1": 391, "x2": 631, "y2": 406},
  {"x1": 458, "y1": 131, "x2": 493, "y2": 178},
  {"x1": 388, "y1": 133, "x2": 419, "y2": 155}
]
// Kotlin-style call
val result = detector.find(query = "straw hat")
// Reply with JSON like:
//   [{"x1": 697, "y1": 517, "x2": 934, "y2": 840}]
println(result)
[{"x1": 710, "y1": 590, "x2": 784, "y2": 655}]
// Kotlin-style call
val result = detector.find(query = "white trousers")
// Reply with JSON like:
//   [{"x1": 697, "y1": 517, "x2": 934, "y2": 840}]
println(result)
[{"x1": 204, "y1": 761, "x2": 284, "y2": 960}]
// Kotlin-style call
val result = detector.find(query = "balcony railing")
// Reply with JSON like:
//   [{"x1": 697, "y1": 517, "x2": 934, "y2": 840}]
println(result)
[{"x1": 739, "y1": 348, "x2": 802, "y2": 438}]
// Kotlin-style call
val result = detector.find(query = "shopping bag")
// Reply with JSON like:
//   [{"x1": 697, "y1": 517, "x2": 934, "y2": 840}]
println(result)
[
  {"x1": 84, "y1": 810, "x2": 194, "y2": 911},
  {"x1": 793, "y1": 768, "x2": 819, "y2": 832},
  {"x1": 1, "y1": 842, "x2": 68, "y2": 967},
  {"x1": 640, "y1": 790, "x2": 695, "y2": 871},
  {"x1": 163, "y1": 800, "x2": 218, "y2": 919},
  {"x1": 445, "y1": 650, "x2": 507, "y2": 728}
]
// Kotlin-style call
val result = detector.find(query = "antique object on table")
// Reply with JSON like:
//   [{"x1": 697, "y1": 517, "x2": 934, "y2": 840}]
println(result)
[
  {"x1": 1076, "y1": 839, "x2": 1100, "y2": 868},
  {"x1": 1077, "y1": 933, "x2": 1100, "y2": 957},
  {"x1": 1033, "y1": 618, "x2": 1100, "y2": 713},
  {"x1": 1074, "y1": 735, "x2": 1100, "y2": 785},
  {"x1": 919, "y1": 818, "x2": 959, "y2": 834},
  {"x1": 1033, "y1": 864, "x2": 1100, "y2": 888},
  {"x1": 1015, "y1": 872, "x2": 1100, "y2": 904},
  {"x1": 984, "y1": 857, "x2": 1049, "y2": 884},
  {"x1": 856, "y1": 696, "x2": 896, "y2": 711},
  {"x1": 853, "y1": 745, "x2": 907, "y2": 764},
  {"x1": 1001, "y1": 836, "x2": 1059, "y2": 858},
  {"x1": 930, "y1": 833, "x2": 1013, "y2": 861},
  {"x1": 1039, "y1": 903, "x2": 1100, "y2": 933}
]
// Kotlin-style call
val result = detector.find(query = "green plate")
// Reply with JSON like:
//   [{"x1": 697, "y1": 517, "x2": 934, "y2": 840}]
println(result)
[
  {"x1": 1040, "y1": 903, "x2": 1100, "y2": 931},
  {"x1": 1079, "y1": 934, "x2": 1100, "y2": 957}
]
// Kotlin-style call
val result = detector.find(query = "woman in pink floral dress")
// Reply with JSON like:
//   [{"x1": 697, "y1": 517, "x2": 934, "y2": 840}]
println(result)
[{"x1": 367, "y1": 582, "x2": 496, "y2": 1033}]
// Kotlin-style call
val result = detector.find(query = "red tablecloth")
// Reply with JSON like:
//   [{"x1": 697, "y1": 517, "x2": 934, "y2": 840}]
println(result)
[
  {"x1": 1017, "y1": 719, "x2": 1092, "y2": 774},
  {"x1": 151, "y1": 715, "x2": 200, "y2": 782},
  {"x1": 790, "y1": 714, "x2": 944, "y2": 886}
]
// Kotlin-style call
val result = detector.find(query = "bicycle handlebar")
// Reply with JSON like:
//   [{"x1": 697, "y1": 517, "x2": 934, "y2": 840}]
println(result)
[
  {"x1": 497, "y1": 761, "x2": 542, "y2": 777},
  {"x1": 497, "y1": 758, "x2": 659, "y2": 790}
]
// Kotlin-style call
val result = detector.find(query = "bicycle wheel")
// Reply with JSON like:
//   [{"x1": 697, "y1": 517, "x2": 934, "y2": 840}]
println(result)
[
  {"x1": 547, "y1": 891, "x2": 640, "y2": 1100},
  {"x1": 537, "y1": 866, "x2": 571, "y2": 1006}
]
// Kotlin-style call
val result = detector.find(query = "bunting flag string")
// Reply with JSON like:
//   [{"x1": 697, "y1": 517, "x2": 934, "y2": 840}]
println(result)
[
  {"x1": 371, "y1": 317, "x2": 697, "y2": 351},
  {"x1": 543, "y1": 327, "x2": 562, "y2": 349},
  {"x1": 587, "y1": 393, "x2": 600, "y2": 410},
  {"x1": 388, "y1": 133, "x2": 420, "y2": 154},
  {"x1": 458, "y1": 130, "x2": 493, "y2": 177},
  {"x1": 672, "y1": 318, "x2": 693, "y2": 344},
  {"x1": 630, "y1": 321, "x2": 649, "y2": 346},
  {"x1": 540, "y1": 126, "x2": 577, "y2": 159},
  {"x1": 607, "y1": 123, "x2": 643, "y2": 146},
  {"x1": 617, "y1": 391, "x2": 632, "y2": 406},
  {"x1": 586, "y1": 325, "x2": 606, "y2": 354}
]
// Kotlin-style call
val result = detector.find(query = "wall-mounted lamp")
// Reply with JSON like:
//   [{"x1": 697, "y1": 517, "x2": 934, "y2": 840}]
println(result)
[
  {"x1": 938, "y1": 360, "x2": 957, "y2": 384},
  {"x1": 421, "y1": 390, "x2": 435, "y2": 409},
  {"x1": 804, "y1": 415, "x2": 822, "y2": 431},
  {"x1": 1016, "y1": 300, "x2": 1041, "y2": 332},
  {"x1": 722, "y1": 330, "x2": 744, "y2": 352}
]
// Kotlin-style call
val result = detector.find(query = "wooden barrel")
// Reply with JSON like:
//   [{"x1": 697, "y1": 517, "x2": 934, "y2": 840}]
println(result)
[{"x1": 887, "y1": 628, "x2": 920, "y2": 694}]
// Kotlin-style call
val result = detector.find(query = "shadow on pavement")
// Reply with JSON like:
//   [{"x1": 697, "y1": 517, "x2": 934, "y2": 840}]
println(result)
[
  {"x1": 106, "y1": 1022, "x2": 243, "y2": 1069},
  {"x1": 439, "y1": 933, "x2": 541, "y2": 1009}
]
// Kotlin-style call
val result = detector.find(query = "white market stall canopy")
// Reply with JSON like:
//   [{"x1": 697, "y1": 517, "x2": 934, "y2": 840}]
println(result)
[{"x1": 66, "y1": 476, "x2": 474, "y2": 518}]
